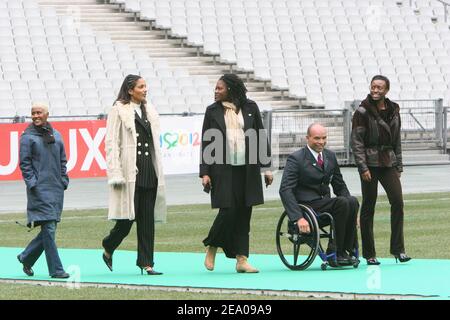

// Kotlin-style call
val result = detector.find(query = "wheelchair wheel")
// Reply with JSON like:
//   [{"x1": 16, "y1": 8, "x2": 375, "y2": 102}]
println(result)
[{"x1": 276, "y1": 205, "x2": 320, "y2": 270}]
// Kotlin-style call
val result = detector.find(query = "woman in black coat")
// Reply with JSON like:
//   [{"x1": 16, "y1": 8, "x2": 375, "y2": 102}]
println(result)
[{"x1": 200, "y1": 74, "x2": 273, "y2": 273}]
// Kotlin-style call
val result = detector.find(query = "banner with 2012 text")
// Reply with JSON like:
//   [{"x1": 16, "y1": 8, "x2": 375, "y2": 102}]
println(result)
[{"x1": 0, "y1": 116, "x2": 203, "y2": 181}]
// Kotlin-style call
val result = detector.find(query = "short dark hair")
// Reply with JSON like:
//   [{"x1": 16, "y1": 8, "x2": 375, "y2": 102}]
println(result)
[
  {"x1": 115, "y1": 74, "x2": 142, "y2": 104},
  {"x1": 370, "y1": 75, "x2": 390, "y2": 90},
  {"x1": 219, "y1": 73, "x2": 248, "y2": 108}
]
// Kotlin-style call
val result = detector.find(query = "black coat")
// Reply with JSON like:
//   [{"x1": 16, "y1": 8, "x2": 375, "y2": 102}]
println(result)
[
  {"x1": 135, "y1": 111, "x2": 157, "y2": 189},
  {"x1": 279, "y1": 147, "x2": 350, "y2": 221},
  {"x1": 199, "y1": 99, "x2": 271, "y2": 208}
]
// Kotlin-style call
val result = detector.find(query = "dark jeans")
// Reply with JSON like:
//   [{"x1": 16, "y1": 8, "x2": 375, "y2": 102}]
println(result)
[
  {"x1": 19, "y1": 220, "x2": 65, "y2": 277},
  {"x1": 360, "y1": 167, "x2": 405, "y2": 259},
  {"x1": 102, "y1": 187, "x2": 157, "y2": 268},
  {"x1": 306, "y1": 196, "x2": 359, "y2": 256}
]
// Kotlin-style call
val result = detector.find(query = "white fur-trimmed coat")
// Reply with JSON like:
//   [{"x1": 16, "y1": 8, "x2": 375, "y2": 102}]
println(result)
[{"x1": 105, "y1": 100, "x2": 167, "y2": 222}]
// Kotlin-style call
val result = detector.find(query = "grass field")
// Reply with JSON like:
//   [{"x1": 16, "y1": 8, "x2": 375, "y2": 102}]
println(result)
[{"x1": 1, "y1": 191, "x2": 449, "y2": 300}]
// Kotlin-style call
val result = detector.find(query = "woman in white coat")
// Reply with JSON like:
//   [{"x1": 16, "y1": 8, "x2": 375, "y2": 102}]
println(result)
[{"x1": 101, "y1": 74, "x2": 167, "y2": 275}]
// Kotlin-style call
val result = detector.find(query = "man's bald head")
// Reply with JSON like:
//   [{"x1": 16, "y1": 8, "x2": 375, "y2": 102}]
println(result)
[
  {"x1": 306, "y1": 123, "x2": 327, "y2": 153},
  {"x1": 307, "y1": 123, "x2": 327, "y2": 137}
]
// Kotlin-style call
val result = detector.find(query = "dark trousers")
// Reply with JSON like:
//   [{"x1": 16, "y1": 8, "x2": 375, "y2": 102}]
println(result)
[
  {"x1": 360, "y1": 167, "x2": 405, "y2": 259},
  {"x1": 19, "y1": 220, "x2": 65, "y2": 276},
  {"x1": 306, "y1": 196, "x2": 359, "y2": 256},
  {"x1": 102, "y1": 186, "x2": 157, "y2": 268},
  {"x1": 203, "y1": 166, "x2": 253, "y2": 259}
]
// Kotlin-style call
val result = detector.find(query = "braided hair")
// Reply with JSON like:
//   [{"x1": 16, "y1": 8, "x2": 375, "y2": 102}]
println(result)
[{"x1": 219, "y1": 73, "x2": 248, "y2": 108}]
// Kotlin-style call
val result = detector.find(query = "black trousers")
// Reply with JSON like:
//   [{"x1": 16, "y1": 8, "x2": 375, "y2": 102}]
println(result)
[
  {"x1": 360, "y1": 167, "x2": 405, "y2": 259},
  {"x1": 306, "y1": 196, "x2": 359, "y2": 256},
  {"x1": 102, "y1": 186, "x2": 157, "y2": 268},
  {"x1": 203, "y1": 166, "x2": 252, "y2": 259}
]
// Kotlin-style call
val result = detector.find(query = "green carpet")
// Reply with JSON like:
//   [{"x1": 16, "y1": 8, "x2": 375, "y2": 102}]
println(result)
[{"x1": 1, "y1": 247, "x2": 449, "y2": 299}]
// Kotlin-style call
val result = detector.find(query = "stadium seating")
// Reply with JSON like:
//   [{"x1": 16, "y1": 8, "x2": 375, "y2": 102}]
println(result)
[
  {"x1": 0, "y1": 0, "x2": 214, "y2": 117},
  {"x1": 1, "y1": 0, "x2": 449, "y2": 116},
  {"x1": 117, "y1": 0, "x2": 450, "y2": 109}
]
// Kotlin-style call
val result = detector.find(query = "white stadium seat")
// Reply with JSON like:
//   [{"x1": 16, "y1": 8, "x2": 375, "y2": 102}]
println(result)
[{"x1": 0, "y1": 0, "x2": 449, "y2": 117}]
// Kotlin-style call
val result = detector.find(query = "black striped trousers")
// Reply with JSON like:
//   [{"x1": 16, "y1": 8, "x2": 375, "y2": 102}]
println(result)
[{"x1": 102, "y1": 186, "x2": 157, "y2": 268}]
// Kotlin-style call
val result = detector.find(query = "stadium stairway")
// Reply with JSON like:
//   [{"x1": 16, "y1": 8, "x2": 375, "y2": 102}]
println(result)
[
  {"x1": 33, "y1": 0, "x2": 450, "y2": 166},
  {"x1": 36, "y1": 0, "x2": 301, "y2": 110}
]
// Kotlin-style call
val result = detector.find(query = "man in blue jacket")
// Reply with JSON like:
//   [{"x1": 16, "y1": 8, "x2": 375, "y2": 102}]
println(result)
[
  {"x1": 279, "y1": 123, "x2": 359, "y2": 266},
  {"x1": 17, "y1": 103, "x2": 70, "y2": 279}
]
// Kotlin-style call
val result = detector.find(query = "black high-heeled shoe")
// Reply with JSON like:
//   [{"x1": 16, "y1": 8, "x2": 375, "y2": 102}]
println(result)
[
  {"x1": 394, "y1": 253, "x2": 411, "y2": 263},
  {"x1": 366, "y1": 257, "x2": 381, "y2": 265},
  {"x1": 102, "y1": 252, "x2": 113, "y2": 271},
  {"x1": 140, "y1": 266, "x2": 163, "y2": 275}
]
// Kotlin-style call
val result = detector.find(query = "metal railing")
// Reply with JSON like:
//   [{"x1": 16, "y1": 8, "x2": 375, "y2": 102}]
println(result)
[
  {"x1": 410, "y1": 0, "x2": 450, "y2": 22},
  {"x1": 0, "y1": 114, "x2": 106, "y2": 123},
  {"x1": 266, "y1": 99, "x2": 449, "y2": 168},
  {"x1": 2, "y1": 101, "x2": 448, "y2": 168},
  {"x1": 268, "y1": 108, "x2": 354, "y2": 166},
  {"x1": 435, "y1": 0, "x2": 450, "y2": 22},
  {"x1": 395, "y1": 99, "x2": 444, "y2": 143}
]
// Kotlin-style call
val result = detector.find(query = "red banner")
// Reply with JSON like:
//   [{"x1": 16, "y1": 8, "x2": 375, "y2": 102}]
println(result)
[{"x1": 0, "y1": 120, "x2": 107, "y2": 181}]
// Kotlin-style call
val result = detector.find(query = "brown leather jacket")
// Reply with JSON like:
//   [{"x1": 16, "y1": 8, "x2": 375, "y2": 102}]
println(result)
[{"x1": 351, "y1": 95, "x2": 403, "y2": 174}]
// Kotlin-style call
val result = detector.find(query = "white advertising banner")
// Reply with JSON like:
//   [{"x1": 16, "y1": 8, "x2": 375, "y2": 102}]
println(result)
[
  {"x1": 0, "y1": 116, "x2": 205, "y2": 180},
  {"x1": 159, "y1": 115, "x2": 204, "y2": 175}
]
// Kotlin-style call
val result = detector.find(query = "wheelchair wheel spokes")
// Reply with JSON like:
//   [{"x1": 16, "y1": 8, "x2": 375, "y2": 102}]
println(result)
[{"x1": 276, "y1": 211, "x2": 320, "y2": 270}]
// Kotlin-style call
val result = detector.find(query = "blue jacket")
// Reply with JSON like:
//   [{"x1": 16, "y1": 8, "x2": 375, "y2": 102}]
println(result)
[{"x1": 19, "y1": 124, "x2": 69, "y2": 227}]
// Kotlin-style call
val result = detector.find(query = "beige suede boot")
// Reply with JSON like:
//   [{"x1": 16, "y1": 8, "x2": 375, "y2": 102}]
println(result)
[
  {"x1": 204, "y1": 246, "x2": 217, "y2": 271},
  {"x1": 236, "y1": 255, "x2": 259, "y2": 273}
]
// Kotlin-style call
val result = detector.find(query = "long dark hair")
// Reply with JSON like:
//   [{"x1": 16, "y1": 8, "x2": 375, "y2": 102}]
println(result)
[
  {"x1": 219, "y1": 73, "x2": 248, "y2": 108},
  {"x1": 115, "y1": 74, "x2": 143, "y2": 104}
]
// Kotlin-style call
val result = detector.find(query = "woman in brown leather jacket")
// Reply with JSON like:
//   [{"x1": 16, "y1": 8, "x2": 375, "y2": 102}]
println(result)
[{"x1": 351, "y1": 75, "x2": 411, "y2": 266}]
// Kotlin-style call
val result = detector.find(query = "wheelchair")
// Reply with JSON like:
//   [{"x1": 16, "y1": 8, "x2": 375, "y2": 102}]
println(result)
[{"x1": 276, "y1": 203, "x2": 360, "y2": 271}]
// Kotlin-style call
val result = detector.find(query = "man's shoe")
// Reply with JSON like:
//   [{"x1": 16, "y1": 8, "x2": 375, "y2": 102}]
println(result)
[
  {"x1": 51, "y1": 272, "x2": 70, "y2": 279},
  {"x1": 349, "y1": 255, "x2": 360, "y2": 265},
  {"x1": 327, "y1": 259, "x2": 339, "y2": 268},
  {"x1": 336, "y1": 254, "x2": 352, "y2": 266},
  {"x1": 17, "y1": 255, "x2": 34, "y2": 276}
]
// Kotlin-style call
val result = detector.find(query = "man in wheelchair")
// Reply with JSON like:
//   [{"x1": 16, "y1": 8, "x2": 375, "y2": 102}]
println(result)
[{"x1": 279, "y1": 123, "x2": 359, "y2": 267}]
